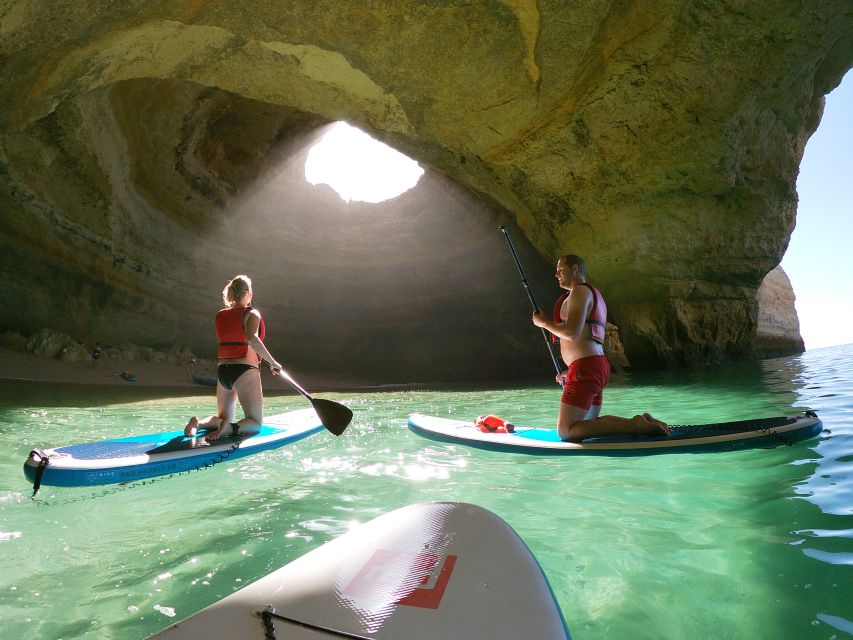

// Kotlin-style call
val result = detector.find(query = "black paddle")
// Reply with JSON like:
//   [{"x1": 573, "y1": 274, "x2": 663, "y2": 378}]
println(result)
[
  {"x1": 273, "y1": 366, "x2": 352, "y2": 436},
  {"x1": 500, "y1": 226, "x2": 563, "y2": 376}
]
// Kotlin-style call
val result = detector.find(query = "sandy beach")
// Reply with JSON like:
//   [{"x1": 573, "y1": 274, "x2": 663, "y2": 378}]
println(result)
[{"x1": 0, "y1": 346, "x2": 377, "y2": 392}]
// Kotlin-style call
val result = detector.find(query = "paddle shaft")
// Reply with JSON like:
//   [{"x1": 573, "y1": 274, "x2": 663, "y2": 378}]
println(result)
[
  {"x1": 500, "y1": 226, "x2": 563, "y2": 376},
  {"x1": 273, "y1": 365, "x2": 313, "y2": 401},
  {"x1": 268, "y1": 363, "x2": 352, "y2": 436}
]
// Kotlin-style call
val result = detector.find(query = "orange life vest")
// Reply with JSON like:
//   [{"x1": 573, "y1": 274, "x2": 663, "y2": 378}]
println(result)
[{"x1": 215, "y1": 306, "x2": 266, "y2": 359}]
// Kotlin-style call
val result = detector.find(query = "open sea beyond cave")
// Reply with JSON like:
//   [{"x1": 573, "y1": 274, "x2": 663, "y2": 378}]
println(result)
[{"x1": 1, "y1": 344, "x2": 851, "y2": 640}]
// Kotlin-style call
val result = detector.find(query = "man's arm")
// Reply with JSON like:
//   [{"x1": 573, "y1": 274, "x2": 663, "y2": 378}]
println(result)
[{"x1": 532, "y1": 287, "x2": 592, "y2": 341}]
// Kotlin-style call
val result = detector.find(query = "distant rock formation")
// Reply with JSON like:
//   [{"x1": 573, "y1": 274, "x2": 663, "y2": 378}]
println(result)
[
  {"x1": 755, "y1": 266, "x2": 805, "y2": 357},
  {"x1": 2, "y1": 327, "x2": 200, "y2": 366},
  {"x1": 2, "y1": 3, "x2": 851, "y2": 379}
]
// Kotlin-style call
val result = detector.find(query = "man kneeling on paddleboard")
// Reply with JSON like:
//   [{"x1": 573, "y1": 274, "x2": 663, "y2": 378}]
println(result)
[{"x1": 532, "y1": 254, "x2": 671, "y2": 442}]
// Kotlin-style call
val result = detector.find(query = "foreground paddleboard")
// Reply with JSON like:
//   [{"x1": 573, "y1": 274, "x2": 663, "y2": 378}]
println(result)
[
  {"x1": 409, "y1": 411, "x2": 822, "y2": 455},
  {"x1": 147, "y1": 502, "x2": 571, "y2": 639},
  {"x1": 24, "y1": 408, "x2": 324, "y2": 488}
]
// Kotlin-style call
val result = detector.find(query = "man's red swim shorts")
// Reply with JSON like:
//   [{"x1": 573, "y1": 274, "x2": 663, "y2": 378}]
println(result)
[{"x1": 560, "y1": 355, "x2": 611, "y2": 411}]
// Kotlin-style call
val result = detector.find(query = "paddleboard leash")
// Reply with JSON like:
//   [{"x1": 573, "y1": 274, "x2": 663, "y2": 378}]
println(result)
[
  {"x1": 30, "y1": 429, "x2": 249, "y2": 505},
  {"x1": 28, "y1": 449, "x2": 51, "y2": 497}
]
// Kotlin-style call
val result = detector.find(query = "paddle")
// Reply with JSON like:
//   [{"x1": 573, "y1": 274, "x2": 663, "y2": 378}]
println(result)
[
  {"x1": 272, "y1": 365, "x2": 352, "y2": 436},
  {"x1": 500, "y1": 226, "x2": 563, "y2": 376}
]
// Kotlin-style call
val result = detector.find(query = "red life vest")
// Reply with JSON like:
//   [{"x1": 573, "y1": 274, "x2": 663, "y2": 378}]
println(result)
[
  {"x1": 551, "y1": 283, "x2": 607, "y2": 345},
  {"x1": 215, "y1": 306, "x2": 266, "y2": 359},
  {"x1": 551, "y1": 293, "x2": 569, "y2": 344}
]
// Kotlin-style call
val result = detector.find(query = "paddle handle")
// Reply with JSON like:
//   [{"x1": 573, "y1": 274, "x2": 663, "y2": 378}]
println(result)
[{"x1": 500, "y1": 226, "x2": 563, "y2": 376}]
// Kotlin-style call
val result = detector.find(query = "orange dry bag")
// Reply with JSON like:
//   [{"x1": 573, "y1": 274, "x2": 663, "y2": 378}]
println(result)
[{"x1": 474, "y1": 414, "x2": 515, "y2": 434}]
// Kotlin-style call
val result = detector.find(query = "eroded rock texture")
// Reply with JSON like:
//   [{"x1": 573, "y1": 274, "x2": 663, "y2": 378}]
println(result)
[
  {"x1": 755, "y1": 266, "x2": 805, "y2": 358},
  {"x1": 1, "y1": 2, "x2": 851, "y2": 380}
]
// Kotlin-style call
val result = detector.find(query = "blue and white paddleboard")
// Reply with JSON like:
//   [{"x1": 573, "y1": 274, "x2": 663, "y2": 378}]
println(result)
[
  {"x1": 24, "y1": 409, "x2": 324, "y2": 488},
  {"x1": 147, "y1": 502, "x2": 571, "y2": 639},
  {"x1": 408, "y1": 412, "x2": 822, "y2": 455}
]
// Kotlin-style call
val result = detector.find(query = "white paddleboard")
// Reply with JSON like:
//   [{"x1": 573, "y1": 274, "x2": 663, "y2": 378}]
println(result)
[
  {"x1": 147, "y1": 502, "x2": 571, "y2": 639},
  {"x1": 408, "y1": 412, "x2": 822, "y2": 455}
]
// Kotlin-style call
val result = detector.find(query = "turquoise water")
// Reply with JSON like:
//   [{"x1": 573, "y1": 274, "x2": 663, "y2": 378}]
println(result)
[{"x1": 1, "y1": 345, "x2": 851, "y2": 639}]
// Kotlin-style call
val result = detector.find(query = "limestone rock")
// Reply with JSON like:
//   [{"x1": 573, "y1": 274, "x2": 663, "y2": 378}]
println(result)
[
  {"x1": 6, "y1": 326, "x2": 201, "y2": 368},
  {"x1": 1, "y1": 3, "x2": 851, "y2": 378},
  {"x1": 59, "y1": 342, "x2": 90, "y2": 363},
  {"x1": 26, "y1": 328, "x2": 81, "y2": 359},
  {"x1": 604, "y1": 323, "x2": 630, "y2": 372},
  {"x1": 0, "y1": 330, "x2": 28, "y2": 351},
  {"x1": 755, "y1": 266, "x2": 805, "y2": 357}
]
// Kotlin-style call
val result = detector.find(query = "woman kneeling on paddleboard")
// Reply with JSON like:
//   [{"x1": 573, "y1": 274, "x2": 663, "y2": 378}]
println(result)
[{"x1": 185, "y1": 275, "x2": 284, "y2": 442}]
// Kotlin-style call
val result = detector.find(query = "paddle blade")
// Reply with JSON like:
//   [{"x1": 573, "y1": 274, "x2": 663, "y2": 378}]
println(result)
[{"x1": 311, "y1": 398, "x2": 352, "y2": 436}]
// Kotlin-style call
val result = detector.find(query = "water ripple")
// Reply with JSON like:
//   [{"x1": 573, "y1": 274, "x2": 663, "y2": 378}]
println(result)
[{"x1": 0, "y1": 346, "x2": 851, "y2": 639}]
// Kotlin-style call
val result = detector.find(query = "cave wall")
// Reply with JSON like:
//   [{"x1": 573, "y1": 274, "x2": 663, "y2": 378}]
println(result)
[
  {"x1": 0, "y1": 79, "x2": 561, "y2": 382},
  {"x1": 2, "y1": 1, "x2": 852, "y2": 378}
]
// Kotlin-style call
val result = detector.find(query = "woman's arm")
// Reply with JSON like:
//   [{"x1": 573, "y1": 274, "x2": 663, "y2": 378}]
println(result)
[{"x1": 245, "y1": 310, "x2": 282, "y2": 372}]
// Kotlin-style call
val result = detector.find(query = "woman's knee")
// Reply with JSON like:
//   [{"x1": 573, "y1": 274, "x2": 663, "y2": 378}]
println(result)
[
  {"x1": 559, "y1": 424, "x2": 585, "y2": 443},
  {"x1": 236, "y1": 394, "x2": 263, "y2": 426}
]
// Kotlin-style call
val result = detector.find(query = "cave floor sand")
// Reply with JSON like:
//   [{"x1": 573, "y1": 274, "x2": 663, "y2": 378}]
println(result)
[{"x1": 0, "y1": 347, "x2": 377, "y2": 392}]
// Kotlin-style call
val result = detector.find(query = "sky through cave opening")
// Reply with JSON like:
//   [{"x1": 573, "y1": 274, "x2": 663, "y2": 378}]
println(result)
[{"x1": 304, "y1": 121, "x2": 424, "y2": 204}]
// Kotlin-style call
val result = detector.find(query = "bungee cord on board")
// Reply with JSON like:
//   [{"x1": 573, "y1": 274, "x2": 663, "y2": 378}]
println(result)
[
  {"x1": 259, "y1": 605, "x2": 374, "y2": 640},
  {"x1": 663, "y1": 412, "x2": 819, "y2": 446}
]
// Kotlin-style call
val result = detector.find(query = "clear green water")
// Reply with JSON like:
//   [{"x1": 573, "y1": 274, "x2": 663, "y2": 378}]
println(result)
[{"x1": 1, "y1": 345, "x2": 851, "y2": 640}]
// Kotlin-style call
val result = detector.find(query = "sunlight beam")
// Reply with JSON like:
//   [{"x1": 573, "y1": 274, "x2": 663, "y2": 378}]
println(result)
[{"x1": 305, "y1": 122, "x2": 424, "y2": 204}]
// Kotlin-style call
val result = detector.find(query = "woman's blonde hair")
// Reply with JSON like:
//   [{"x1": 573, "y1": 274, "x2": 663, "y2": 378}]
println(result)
[{"x1": 222, "y1": 274, "x2": 252, "y2": 307}]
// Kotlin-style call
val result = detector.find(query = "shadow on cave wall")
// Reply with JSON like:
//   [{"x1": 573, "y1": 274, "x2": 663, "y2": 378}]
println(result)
[{"x1": 0, "y1": 80, "x2": 563, "y2": 385}]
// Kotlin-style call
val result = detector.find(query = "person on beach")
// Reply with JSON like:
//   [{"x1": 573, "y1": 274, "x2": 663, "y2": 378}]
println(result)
[
  {"x1": 184, "y1": 275, "x2": 283, "y2": 442},
  {"x1": 532, "y1": 255, "x2": 671, "y2": 442}
]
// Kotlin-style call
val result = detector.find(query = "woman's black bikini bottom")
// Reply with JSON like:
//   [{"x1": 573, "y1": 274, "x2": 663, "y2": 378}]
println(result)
[{"x1": 217, "y1": 363, "x2": 258, "y2": 390}]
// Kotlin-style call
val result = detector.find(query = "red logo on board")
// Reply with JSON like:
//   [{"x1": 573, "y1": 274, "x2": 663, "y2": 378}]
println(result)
[{"x1": 342, "y1": 549, "x2": 458, "y2": 609}]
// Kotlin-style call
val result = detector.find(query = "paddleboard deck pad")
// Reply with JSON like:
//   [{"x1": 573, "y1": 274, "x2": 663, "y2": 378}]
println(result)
[
  {"x1": 147, "y1": 502, "x2": 570, "y2": 639},
  {"x1": 408, "y1": 411, "x2": 822, "y2": 455},
  {"x1": 24, "y1": 408, "x2": 324, "y2": 489}
]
